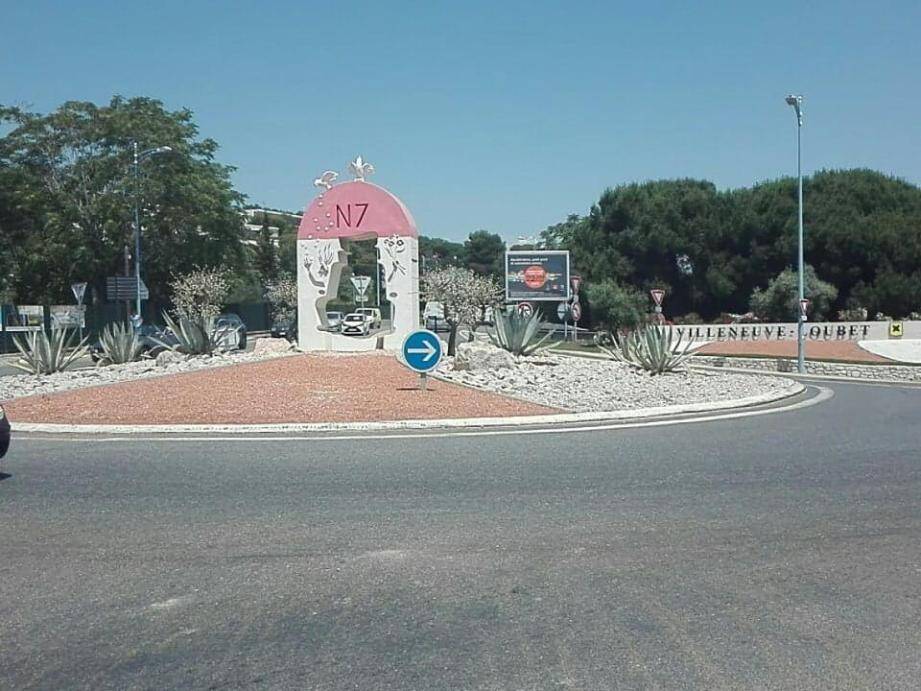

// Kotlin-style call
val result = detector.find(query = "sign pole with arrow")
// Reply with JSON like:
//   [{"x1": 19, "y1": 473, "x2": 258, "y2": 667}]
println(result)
[{"x1": 401, "y1": 329, "x2": 444, "y2": 391}]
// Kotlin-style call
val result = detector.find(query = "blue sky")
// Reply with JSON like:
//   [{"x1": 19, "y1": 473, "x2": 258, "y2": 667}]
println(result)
[{"x1": 3, "y1": 1, "x2": 919, "y2": 241}]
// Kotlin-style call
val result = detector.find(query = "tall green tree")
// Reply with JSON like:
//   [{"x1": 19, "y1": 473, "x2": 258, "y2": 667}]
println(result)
[
  {"x1": 419, "y1": 235, "x2": 466, "y2": 271},
  {"x1": 254, "y1": 212, "x2": 279, "y2": 283},
  {"x1": 464, "y1": 229, "x2": 505, "y2": 277},
  {"x1": 0, "y1": 97, "x2": 245, "y2": 308}
]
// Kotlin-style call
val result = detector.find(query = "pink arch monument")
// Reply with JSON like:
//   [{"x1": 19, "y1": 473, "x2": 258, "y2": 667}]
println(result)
[{"x1": 296, "y1": 158, "x2": 420, "y2": 351}]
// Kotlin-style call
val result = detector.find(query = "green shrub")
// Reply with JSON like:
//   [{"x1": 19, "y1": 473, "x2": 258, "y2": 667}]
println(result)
[
  {"x1": 488, "y1": 307, "x2": 556, "y2": 357},
  {"x1": 11, "y1": 329, "x2": 89, "y2": 375},
  {"x1": 584, "y1": 279, "x2": 647, "y2": 331},
  {"x1": 749, "y1": 265, "x2": 838, "y2": 321},
  {"x1": 596, "y1": 324, "x2": 693, "y2": 375}
]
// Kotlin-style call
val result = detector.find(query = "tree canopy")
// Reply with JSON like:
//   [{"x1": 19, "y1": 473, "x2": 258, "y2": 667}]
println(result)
[
  {"x1": 557, "y1": 169, "x2": 921, "y2": 320},
  {"x1": 0, "y1": 97, "x2": 246, "y2": 309}
]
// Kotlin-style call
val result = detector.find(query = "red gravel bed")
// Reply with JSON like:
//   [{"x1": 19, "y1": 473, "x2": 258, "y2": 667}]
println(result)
[
  {"x1": 695, "y1": 340, "x2": 891, "y2": 363},
  {"x1": 6, "y1": 354, "x2": 556, "y2": 425}
]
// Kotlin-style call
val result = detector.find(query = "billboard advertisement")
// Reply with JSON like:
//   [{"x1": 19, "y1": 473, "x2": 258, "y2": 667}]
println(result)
[
  {"x1": 3, "y1": 305, "x2": 44, "y2": 332},
  {"x1": 505, "y1": 251, "x2": 570, "y2": 301},
  {"x1": 50, "y1": 305, "x2": 86, "y2": 330}
]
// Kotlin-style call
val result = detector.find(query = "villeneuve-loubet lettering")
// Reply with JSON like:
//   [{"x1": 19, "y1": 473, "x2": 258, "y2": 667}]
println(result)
[{"x1": 672, "y1": 322, "x2": 874, "y2": 342}]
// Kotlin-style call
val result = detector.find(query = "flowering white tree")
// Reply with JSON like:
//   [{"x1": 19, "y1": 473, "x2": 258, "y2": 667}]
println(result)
[
  {"x1": 265, "y1": 272, "x2": 298, "y2": 324},
  {"x1": 169, "y1": 267, "x2": 230, "y2": 323},
  {"x1": 422, "y1": 267, "x2": 502, "y2": 354}
]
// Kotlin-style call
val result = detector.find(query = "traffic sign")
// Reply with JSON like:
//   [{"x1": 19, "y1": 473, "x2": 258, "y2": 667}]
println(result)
[
  {"x1": 402, "y1": 329, "x2": 443, "y2": 374},
  {"x1": 890, "y1": 321, "x2": 903, "y2": 338},
  {"x1": 799, "y1": 298, "x2": 810, "y2": 318},
  {"x1": 71, "y1": 282, "x2": 87, "y2": 305},
  {"x1": 570, "y1": 302, "x2": 582, "y2": 322},
  {"x1": 650, "y1": 289, "x2": 665, "y2": 306},
  {"x1": 570, "y1": 275, "x2": 582, "y2": 295},
  {"x1": 556, "y1": 302, "x2": 570, "y2": 321},
  {"x1": 350, "y1": 275, "x2": 371, "y2": 298},
  {"x1": 517, "y1": 302, "x2": 534, "y2": 318},
  {"x1": 106, "y1": 276, "x2": 148, "y2": 301}
]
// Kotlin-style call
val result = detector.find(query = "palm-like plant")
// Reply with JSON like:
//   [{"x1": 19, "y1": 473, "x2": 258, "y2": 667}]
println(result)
[
  {"x1": 11, "y1": 328, "x2": 89, "y2": 375},
  {"x1": 96, "y1": 322, "x2": 143, "y2": 366},
  {"x1": 596, "y1": 324, "x2": 694, "y2": 374},
  {"x1": 156, "y1": 312, "x2": 231, "y2": 356},
  {"x1": 488, "y1": 307, "x2": 556, "y2": 357}
]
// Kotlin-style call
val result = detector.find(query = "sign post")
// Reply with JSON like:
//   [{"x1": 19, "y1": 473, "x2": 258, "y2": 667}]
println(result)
[
  {"x1": 570, "y1": 301, "x2": 582, "y2": 342},
  {"x1": 401, "y1": 329, "x2": 443, "y2": 391},
  {"x1": 650, "y1": 289, "x2": 666, "y2": 324},
  {"x1": 557, "y1": 301, "x2": 569, "y2": 340},
  {"x1": 71, "y1": 282, "x2": 88, "y2": 340}
]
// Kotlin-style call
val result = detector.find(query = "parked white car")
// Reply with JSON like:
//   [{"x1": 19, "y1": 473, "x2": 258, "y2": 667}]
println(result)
[
  {"x1": 355, "y1": 307, "x2": 382, "y2": 329},
  {"x1": 341, "y1": 312, "x2": 371, "y2": 336}
]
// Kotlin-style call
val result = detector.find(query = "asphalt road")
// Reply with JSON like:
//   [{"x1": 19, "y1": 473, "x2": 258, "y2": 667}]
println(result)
[{"x1": 2, "y1": 381, "x2": 921, "y2": 689}]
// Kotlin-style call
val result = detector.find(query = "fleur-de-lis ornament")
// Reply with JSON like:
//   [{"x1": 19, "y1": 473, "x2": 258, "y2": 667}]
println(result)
[
  {"x1": 348, "y1": 156, "x2": 375, "y2": 181},
  {"x1": 313, "y1": 170, "x2": 338, "y2": 190}
]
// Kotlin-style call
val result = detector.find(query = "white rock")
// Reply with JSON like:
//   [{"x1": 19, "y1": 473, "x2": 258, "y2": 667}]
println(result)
[
  {"x1": 453, "y1": 342, "x2": 516, "y2": 371},
  {"x1": 156, "y1": 350, "x2": 187, "y2": 368},
  {"x1": 253, "y1": 337, "x2": 293, "y2": 356},
  {"x1": 436, "y1": 353, "x2": 789, "y2": 413}
]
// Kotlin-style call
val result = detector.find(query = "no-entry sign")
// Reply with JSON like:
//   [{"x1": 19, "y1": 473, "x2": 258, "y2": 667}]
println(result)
[{"x1": 570, "y1": 302, "x2": 582, "y2": 322}]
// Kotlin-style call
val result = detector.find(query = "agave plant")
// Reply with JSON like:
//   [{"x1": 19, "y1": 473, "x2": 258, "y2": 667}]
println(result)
[
  {"x1": 95, "y1": 322, "x2": 144, "y2": 366},
  {"x1": 156, "y1": 312, "x2": 231, "y2": 356},
  {"x1": 11, "y1": 328, "x2": 89, "y2": 375},
  {"x1": 597, "y1": 324, "x2": 694, "y2": 375},
  {"x1": 488, "y1": 307, "x2": 556, "y2": 357}
]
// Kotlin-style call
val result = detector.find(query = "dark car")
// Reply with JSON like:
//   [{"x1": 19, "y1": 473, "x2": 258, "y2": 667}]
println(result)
[
  {"x1": 0, "y1": 404, "x2": 10, "y2": 460},
  {"x1": 270, "y1": 317, "x2": 297, "y2": 341},
  {"x1": 90, "y1": 324, "x2": 180, "y2": 362}
]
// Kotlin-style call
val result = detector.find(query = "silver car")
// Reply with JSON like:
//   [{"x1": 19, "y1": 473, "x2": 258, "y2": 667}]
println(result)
[{"x1": 326, "y1": 311, "x2": 344, "y2": 332}]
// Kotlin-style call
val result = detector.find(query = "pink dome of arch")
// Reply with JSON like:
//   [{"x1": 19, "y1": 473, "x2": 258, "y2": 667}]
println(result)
[{"x1": 297, "y1": 180, "x2": 418, "y2": 240}]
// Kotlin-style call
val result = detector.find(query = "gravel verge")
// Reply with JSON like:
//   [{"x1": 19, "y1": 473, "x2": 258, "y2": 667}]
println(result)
[
  {"x1": 436, "y1": 353, "x2": 794, "y2": 412},
  {"x1": 0, "y1": 348, "x2": 299, "y2": 403}
]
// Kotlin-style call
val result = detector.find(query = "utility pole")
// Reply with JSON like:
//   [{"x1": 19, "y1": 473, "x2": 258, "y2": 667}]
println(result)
[
  {"x1": 132, "y1": 142, "x2": 173, "y2": 324},
  {"x1": 785, "y1": 94, "x2": 805, "y2": 374}
]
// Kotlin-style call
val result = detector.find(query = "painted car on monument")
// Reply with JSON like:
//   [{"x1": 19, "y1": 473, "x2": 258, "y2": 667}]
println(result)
[{"x1": 341, "y1": 313, "x2": 371, "y2": 336}]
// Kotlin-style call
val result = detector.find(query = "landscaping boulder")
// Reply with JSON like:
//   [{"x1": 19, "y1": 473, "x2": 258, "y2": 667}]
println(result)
[
  {"x1": 155, "y1": 350, "x2": 186, "y2": 368},
  {"x1": 454, "y1": 341, "x2": 515, "y2": 371},
  {"x1": 253, "y1": 337, "x2": 293, "y2": 356}
]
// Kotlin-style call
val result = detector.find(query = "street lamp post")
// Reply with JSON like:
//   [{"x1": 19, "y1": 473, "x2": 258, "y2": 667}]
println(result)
[
  {"x1": 785, "y1": 95, "x2": 805, "y2": 374},
  {"x1": 132, "y1": 142, "x2": 172, "y2": 321}
]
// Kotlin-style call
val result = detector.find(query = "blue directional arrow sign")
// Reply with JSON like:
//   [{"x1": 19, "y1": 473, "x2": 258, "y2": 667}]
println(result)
[{"x1": 401, "y1": 329, "x2": 443, "y2": 373}]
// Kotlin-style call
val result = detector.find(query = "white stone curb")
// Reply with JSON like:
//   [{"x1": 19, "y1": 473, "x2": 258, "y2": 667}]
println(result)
[
  {"x1": 692, "y1": 364, "x2": 921, "y2": 387},
  {"x1": 12, "y1": 380, "x2": 804, "y2": 435}
]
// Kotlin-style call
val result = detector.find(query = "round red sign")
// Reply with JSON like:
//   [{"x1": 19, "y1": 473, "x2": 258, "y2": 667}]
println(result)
[{"x1": 523, "y1": 265, "x2": 548, "y2": 289}]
